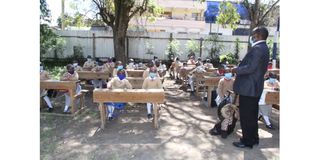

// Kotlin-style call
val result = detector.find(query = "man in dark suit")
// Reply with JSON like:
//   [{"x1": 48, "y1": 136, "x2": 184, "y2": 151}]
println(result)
[{"x1": 231, "y1": 27, "x2": 270, "y2": 148}]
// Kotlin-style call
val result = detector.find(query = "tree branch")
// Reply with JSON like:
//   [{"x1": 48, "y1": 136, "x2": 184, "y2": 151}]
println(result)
[
  {"x1": 92, "y1": 0, "x2": 115, "y2": 28},
  {"x1": 259, "y1": 0, "x2": 280, "y2": 25},
  {"x1": 128, "y1": 0, "x2": 148, "y2": 19}
]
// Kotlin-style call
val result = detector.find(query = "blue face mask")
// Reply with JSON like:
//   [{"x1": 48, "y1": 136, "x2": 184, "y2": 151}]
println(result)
[
  {"x1": 269, "y1": 78, "x2": 276, "y2": 84},
  {"x1": 249, "y1": 36, "x2": 256, "y2": 45},
  {"x1": 149, "y1": 72, "x2": 157, "y2": 79},
  {"x1": 224, "y1": 73, "x2": 232, "y2": 80},
  {"x1": 118, "y1": 74, "x2": 126, "y2": 80},
  {"x1": 117, "y1": 65, "x2": 124, "y2": 70}
]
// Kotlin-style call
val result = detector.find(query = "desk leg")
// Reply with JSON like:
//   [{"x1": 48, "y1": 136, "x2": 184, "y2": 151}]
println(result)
[
  {"x1": 70, "y1": 90, "x2": 76, "y2": 114},
  {"x1": 207, "y1": 86, "x2": 213, "y2": 107},
  {"x1": 99, "y1": 102, "x2": 106, "y2": 129},
  {"x1": 153, "y1": 103, "x2": 159, "y2": 129}
]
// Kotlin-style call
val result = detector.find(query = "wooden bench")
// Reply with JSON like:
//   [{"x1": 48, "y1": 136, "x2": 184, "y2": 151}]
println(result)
[
  {"x1": 127, "y1": 70, "x2": 144, "y2": 77},
  {"x1": 40, "y1": 80, "x2": 88, "y2": 115},
  {"x1": 93, "y1": 89, "x2": 165, "y2": 129}
]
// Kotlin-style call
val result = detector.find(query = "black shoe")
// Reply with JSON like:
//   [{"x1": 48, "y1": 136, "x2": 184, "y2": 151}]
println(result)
[
  {"x1": 221, "y1": 131, "x2": 228, "y2": 139},
  {"x1": 266, "y1": 124, "x2": 275, "y2": 130},
  {"x1": 240, "y1": 138, "x2": 259, "y2": 146},
  {"x1": 47, "y1": 107, "x2": 54, "y2": 113},
  {"x1": 232, "y1": 141, "x2": 253, "y2": 149},
  {"x1": 147, "y1": 114, "x2": 153, "y2": 119},
  {"x1": 108, "y1": 117, "x2": 113, "y2": 121},
  {"x1": 258, "y1": 115, "x2": 263, "y2": 121}
]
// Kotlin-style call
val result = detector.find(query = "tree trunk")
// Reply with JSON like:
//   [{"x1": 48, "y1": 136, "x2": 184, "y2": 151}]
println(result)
[{"x1": 113, "y1": 28, "x2": 127, "y2": 64}]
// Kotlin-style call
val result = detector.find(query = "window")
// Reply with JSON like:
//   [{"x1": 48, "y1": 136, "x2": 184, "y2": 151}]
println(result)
[
  {"x1": 192, "y1": 13, "x2": 200, "y2": 21},
  {"x1": 163, "y1": 12, "x2": 172, "y2": 19}
]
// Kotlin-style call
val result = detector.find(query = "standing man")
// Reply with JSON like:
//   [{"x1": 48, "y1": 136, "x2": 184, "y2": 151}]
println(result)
[{"x1": 231, "y1": 27, "x2": 270, "y2": 148}]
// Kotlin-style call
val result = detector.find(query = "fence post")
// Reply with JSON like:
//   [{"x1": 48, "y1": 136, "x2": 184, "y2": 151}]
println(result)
[
  {"x1": 199, "y1": 37, "x2": 203, "y2": 58},
  {"x1": 92, "y1": 33, "x2": 96, "y2": 58},
  {"x1": 126, "y1": 36, "x2": 129, "y2": 59}
]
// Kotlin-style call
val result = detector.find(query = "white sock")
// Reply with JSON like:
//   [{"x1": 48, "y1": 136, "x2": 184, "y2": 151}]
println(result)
[
  {"x1": 147, "y1": 103, "x2": 152, "y2": 114},
  {"x1": 64, "y1": 94, "x2": 71, "y2": 112},
  {"x1": 107, "y1": 105, "x2": 114, "y2": 117},
  {"x1": 64, "y1": 106, "x2": 69, "y2": 112},
  {"x1": 43, "y1": 96, "x2": 53, "y2": 108},
  {"x1": 263, "y1": 115, "x2": 271, "y2": 125}
]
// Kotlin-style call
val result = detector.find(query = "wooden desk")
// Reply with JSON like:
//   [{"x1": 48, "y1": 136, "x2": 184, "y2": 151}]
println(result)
[
  {"x1": 267, "y1": 68, "x2": 280, "y2": 75},
  {"x1": 234, "y1": 90, "x2": 280, "y2": 107},
  {"x1": 93, "y1": 89, "x2": 165, "y2": 129},
  {"x1": 78, "y1": 71, "x2": 109, "y2": 80},
  {"x1": 203, "y1": 76, "x2": 222, "y2": 107},
  {"x1": 127, "y1": 70, "x2": 144, "y2": 77},
  {"x1": 40, "y1": 80, "x2": 78, "y2": 114},
  {"x1": 265, "y1": 91, "x2": 280, "y2": 105}
]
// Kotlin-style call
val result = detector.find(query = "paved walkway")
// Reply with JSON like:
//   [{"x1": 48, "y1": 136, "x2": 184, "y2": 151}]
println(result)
[{"x1": 40, "y1": 78, "x2": 279, "y2": 160}]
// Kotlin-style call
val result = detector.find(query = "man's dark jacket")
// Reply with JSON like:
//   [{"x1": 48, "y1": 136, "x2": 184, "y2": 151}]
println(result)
[{"x1": 233, "y1": 41, "x2": 270, "y2": 97}]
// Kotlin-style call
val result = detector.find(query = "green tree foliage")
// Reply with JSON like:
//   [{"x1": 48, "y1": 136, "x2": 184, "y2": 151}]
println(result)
[
  {"x1": 92, "y1": 0, "x2": 162, "y2": 63},
  {"x1": 40, "y1": 0, "x2": 66, "y2": 60},
  {"x1": 217, "y1": 1, "x2": 240, "y2": 30},
  {"x1": 165, "y1": 39, "x2": 181, "y2": 59},
  {"x1": 234, "y1": 38, "x2": 240, "y2": 61},
  {"x1": 203, "y1": 34, "x2": 224, "y2": 67},
  {"x1": 185, "y1": 39, "x2": 200, "y2": 57}
]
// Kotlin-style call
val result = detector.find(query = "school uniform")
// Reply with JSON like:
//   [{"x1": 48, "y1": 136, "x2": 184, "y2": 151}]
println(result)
[
  {"x1": 40, "y1": 70, "x2": 53, "y2": 109},
  {"x1": 142, "y1": 75, "x2": 163, "y2": 116},
  {"x1": 83, "y1": 60, "x2": 96, "y2": 70},
  {"x1": 91, "y1": 65, "x2": 109, "y2": 88},
  {"x1": 258, "y1": 80, "x2": 280, "y2": 126},
  {"x1": 105, "y1": 77, "x2": 132, "y2": 119},
  {"x1": 189, "y1": 66, "x2": 206, "y2": 92},
  {"x1": 60, "y1": 71, "x2": 81, "y2": 113},
  {"x1": 215, "y1": 78, "x2": 235, "y2": 105}
]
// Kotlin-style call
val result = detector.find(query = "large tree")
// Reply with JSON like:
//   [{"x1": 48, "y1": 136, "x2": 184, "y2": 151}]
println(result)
[
  {"x1": 92, "y1": 0, "x2": 160, "y2": 63},
  {"x1": 242, "y1": 0, "x2": 280, "y2": 49}
]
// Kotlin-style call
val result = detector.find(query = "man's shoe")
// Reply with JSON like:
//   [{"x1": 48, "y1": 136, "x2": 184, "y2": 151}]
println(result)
[
  {"x1": 108, "y1": 117, "x2": 113, "y2": 121},
  {"x1": 147, "y1": 114, "x2": 153, "y2": 119},
  {"x1": 266, "y1": 124, "x2": 275, "y2": 130},
  {"x1": 47, "y1": 107, "x2": 54, "y2": 113},
  {"x1": 232, "y1": 141, "x2": 253, "y2": 149}
]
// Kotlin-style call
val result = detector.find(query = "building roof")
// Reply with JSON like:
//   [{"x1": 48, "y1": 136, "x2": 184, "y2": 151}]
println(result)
[{"x1": 157, "y1": 0, "x2": 206, "y2": 10}]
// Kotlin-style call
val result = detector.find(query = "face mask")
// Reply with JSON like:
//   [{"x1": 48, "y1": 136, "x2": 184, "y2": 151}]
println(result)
[
  {"x1": 40, "y1": 66, "x2": 44, "y2": 72},
  {"x1": 249, "y1": 36, "x2": 256, "y2": 46},
  {"x1": 68, "y1": 70, "x2": 75, "y2": 75},
  {"x1": 269, "y1": 78, "x2": 276, "y2": 84},
  {"x1": 117, "y1": 65, "x2": 124, "y2": 70},
  {"x1": 73, "y1": 63, "x2": 78, "y2": 67},
  {"x1": 118, "y1": 74, "x2": 126, "y2": 80},
  {"x1": 87, "y1": 58, "x2": 91, "y2": 62},
  {"x1": 224, "y1": 73, "x2": 232, "y2": 80},
  {"x1": 149, "y1": 72, "x2": 157, "y2": 79}
]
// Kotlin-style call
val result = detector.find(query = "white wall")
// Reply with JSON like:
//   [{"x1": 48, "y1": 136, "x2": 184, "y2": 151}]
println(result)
[{"x1": 46, "y1": 30, "x2": 275, "y2": 61}]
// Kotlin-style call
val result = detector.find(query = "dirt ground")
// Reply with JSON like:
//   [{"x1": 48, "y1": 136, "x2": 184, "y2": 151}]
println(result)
[{"x1": 40, "y1": 77, "x2": 279, "y2": 160}]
